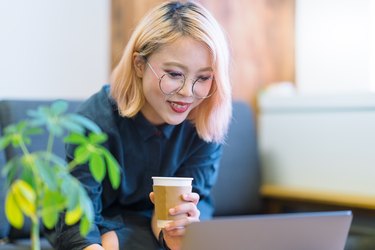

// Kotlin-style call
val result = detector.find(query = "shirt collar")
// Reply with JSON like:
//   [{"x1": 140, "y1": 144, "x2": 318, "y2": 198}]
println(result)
[{"x1": 133, "y1": 112, "x2": 174, "y2": 141}]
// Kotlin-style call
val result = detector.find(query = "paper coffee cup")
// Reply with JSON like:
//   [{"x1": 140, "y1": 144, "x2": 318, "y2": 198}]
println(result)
[{"x1": 152, "y1": 177, "x2": 193, "y2": 228}]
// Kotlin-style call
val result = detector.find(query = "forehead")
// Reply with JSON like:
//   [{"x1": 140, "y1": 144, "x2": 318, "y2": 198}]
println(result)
[{"x1": 149, "y1": 36, "x2": 212, "y2": 68}]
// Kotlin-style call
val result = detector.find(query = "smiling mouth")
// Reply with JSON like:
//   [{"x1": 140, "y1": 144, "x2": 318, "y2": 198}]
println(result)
[{"x1": 168, "y1": 101, "x2": 191, "y2": 113}]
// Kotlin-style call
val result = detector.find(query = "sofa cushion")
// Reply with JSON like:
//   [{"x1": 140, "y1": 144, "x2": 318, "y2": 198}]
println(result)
[
  {"x1": 0, "y1": 123, "x2": 10, "y2": 239},
  {"x1": 211, "y1": 101, "x2": 262, "y2": 216}
]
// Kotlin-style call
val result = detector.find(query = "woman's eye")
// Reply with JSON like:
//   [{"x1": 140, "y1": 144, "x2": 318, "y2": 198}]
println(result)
[
  {"x1": 197, "y1": 76, "x2": 213, "y2": 82},
  {"x1": 167, "y1": 71, "x2": 184, "y2": 79}
]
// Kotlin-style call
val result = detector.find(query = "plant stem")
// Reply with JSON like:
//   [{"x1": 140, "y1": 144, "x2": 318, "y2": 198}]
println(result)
[
  {"x1": 19, "y1": 139, "x2": 30, "y2": 156},
  {"x1": 18, "y1": 129, "x2": 41, "y2": 250},
  {"x1": 46, "y1": 132, "x2": 54, "y2": 155},
  {"x1": 67, "y1": 159, "x2": 79, "y2": 171},
  {"x1": 31, "y1": 218, "x2": 41, "y2": 250}
]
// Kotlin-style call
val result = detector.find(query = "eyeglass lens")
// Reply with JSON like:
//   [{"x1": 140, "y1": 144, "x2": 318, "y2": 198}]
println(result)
[{"x1": 160, "y1": 73, "x2": 213, "y2": 99}]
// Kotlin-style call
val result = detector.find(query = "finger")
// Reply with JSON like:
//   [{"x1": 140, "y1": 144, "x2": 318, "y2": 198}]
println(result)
[
  {"x1": 164, "y1": 226, "x2": 186, "y2": 237},
  {"x1": 181, "y1": 192, "x2": 200, "y2": 205},
  {"x1": 170, "y1": 203, "x2": 200, "y2": 218},
  {"x1": 164, "y1": 217, "x2": 200, "y2": 235},
  {"x1": 149, "y1": 192, "x2": 155, "y2": 204}
]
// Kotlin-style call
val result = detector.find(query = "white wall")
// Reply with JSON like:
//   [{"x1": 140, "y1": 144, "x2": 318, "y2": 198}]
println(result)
[
  {"x1": 259, "y1": 0, "x2": 375, "y2": 196},
  {"x1": 259, "y1": 94, "x2": 375, "y2": 196},
  {"x1": 295, "y1": 0, "x2": 374, "y2": 94},
  {"x1": 0, "y1": 0, "x2": 110, "y2": 100}
]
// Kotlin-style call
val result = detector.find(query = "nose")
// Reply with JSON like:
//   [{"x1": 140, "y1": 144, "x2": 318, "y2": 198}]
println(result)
[{"x1": 177, "y1": 79, "x2": 194, "y2": 97}]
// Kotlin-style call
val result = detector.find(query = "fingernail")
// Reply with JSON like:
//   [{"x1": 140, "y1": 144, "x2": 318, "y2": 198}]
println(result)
[{"x1": 169, "y1": 208, "x2": 175, "y2": 214}]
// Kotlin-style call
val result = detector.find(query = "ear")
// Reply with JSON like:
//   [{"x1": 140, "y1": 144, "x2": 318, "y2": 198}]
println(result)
[{"x1": 133, "y1": 52, "x2": 145, "y2": 78}]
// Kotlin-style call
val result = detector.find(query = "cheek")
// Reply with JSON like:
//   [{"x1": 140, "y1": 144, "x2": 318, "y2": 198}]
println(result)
[
  {"x1": 191, "y1": 99, "x2": 204, "y2": 109},
  {"x1": 142, "y1": 78, "x2": 164, "y2": 102},
  {"x1": 142, "y1": 77, "x2": 156, "y2": 94}
]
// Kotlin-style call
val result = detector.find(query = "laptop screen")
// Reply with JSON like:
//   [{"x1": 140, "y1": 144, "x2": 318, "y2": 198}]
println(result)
[{"x1": 181, "y1": 211, "x2": 352, "y2": 250}]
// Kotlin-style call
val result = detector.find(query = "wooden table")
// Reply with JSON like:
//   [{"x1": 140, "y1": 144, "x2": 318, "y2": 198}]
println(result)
[{"x1": 260, "y1": 184, "x2": 375, "y2": 212}]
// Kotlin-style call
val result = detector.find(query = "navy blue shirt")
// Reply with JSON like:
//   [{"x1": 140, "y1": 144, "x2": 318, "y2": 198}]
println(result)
[{"x1": 54, "y1": 85, "x2": 222, "y2": 249}]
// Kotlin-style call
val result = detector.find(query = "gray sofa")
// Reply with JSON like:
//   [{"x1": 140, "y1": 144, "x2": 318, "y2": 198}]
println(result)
[{"x1": 0, "y1": 99, "x2": 262, "y2": 249}]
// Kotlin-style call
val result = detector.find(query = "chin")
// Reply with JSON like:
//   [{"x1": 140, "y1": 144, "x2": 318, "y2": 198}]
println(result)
[{"x1": 164, "y1": 115, "x2": 188, "y2": 125}]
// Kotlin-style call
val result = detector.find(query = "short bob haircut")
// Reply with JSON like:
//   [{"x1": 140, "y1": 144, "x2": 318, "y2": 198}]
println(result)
[{"x1": 110, "y1": 1, "x2": 232, "y2": 143}]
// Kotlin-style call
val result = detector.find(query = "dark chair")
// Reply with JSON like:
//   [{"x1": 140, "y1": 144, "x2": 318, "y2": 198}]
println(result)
[
  {"x1": 0, "y1": 119, "x2": 11, "y2": 245},
  {"x1": 212, "y1": 101, "x2": 262, "y2": 217}
]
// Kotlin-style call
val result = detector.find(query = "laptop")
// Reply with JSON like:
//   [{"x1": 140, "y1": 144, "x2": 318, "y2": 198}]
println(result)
[{"x1": 181, "y1": 210, "x2": 352, "y2": 250}]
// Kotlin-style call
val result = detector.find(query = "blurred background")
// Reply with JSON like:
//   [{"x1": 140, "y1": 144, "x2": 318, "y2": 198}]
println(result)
[
  {"x1": 0, "y1": 0, "x2": 295, "y2": 106},
  {"x1": 1, "y1": 0, "x2": 375, "y2": 248}
]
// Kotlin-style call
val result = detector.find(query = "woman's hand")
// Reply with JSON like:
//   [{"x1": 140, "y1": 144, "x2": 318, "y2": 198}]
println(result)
[{"x1": 149, "y1": 192, "x2": 201, "y2": 250}]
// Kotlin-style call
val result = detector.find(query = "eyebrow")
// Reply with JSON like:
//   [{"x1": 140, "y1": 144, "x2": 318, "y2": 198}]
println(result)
[{"x1": 163, "y1": 61, "x2": 213, "y2": 73}]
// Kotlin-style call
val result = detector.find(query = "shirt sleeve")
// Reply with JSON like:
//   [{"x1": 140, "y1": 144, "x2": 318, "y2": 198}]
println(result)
[
  {"x1": 55, "y1": 221, "x2": 102, "y2": 250},
  {"x1": 54, "y1": 143, "x2": 104, "y2": 250}
]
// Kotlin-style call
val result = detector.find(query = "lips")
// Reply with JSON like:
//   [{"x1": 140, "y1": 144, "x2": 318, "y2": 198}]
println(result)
[{"x1": 168, "y1": 101, "x2": 191, "y2": 113}]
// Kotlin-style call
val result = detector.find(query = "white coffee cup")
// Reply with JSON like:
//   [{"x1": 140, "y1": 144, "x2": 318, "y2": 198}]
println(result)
[{"x1": 152, "y1": 177, "x2": 193, "y2": 228}]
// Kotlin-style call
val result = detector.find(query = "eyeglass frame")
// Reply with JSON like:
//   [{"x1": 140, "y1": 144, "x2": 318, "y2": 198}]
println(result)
[{"x1": 145, "y1": 60, "x2": 216, "y2": 99}]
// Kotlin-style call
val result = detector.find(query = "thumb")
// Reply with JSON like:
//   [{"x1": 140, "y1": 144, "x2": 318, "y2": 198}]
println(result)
[{"x1": 149, "y1": 192, "x2": 155, "y2": 204}]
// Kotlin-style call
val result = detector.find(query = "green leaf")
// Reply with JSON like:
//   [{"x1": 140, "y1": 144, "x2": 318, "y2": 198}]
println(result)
[
  {"x1": 27, "y1": 106, "x2": 47, "y2": 120},
  {"x1": 78, "y1": 187, "x2": 94, "y2": 236},
  {"x1": 10, "y1": 134, "x2": 23, "y2": 148},
  {"x1": 47, "y1": 123, "x2": 64, "y2": 137},
  {"x1": 3, "y1": 124, "x2": 16, "y2": 134},
  {"x1": 41, "y1": 190, "x2": 65, "y2": 229},
  {"x1": 89, "y1": 154, "x2": 106, "y2": 183},
  {"x1": 34, "y1": 158, "x2": 58, "y2": 190},
  {"x1": 65, "y1": 205, "x2": 83, "y2": 225},
  {"x1": 39, "y1": 152, "x2": 66, "y2": 168},
  {"x1": 42, "y1": 207, "x2": 59, "y2": 230},
  {"x1": 5, "y1": 191, "x2": 24, "y2": 229},
  {"x1": 0, "y1": 135, "x2": 12, "y2": 150},
  {"x1": 79, "y1": 188, "x2": 94, "y2": 222},
  {"x1": 64, "y1": 133, "x2": 88, "y2": 144},
  {"x1": 74, "y1": 145, "x2": 91, "y2": 164},
  {"x1": 28, "y1": 117, "x2": 45, "y2": 127},
  {"x1": 60, "y1": 119, "x2": 85, "y2": 134},
  {"x1": 23, "y1": 137, "x2": 31, "y2": 145},
  {"x1": 4, "y1": 121, "x2": 25, "y2": 135},
  {"x1": 2, "y1": 157, "x2": 20, "y2": 179},
  {"x1": 28, "y1": 105, "x2": 50, "y2": 127},
  {"x1": 16, "y1": 121, "x2": 27, "y2": 129},
  {"x1": 66, "y1": 114, "x2": 101, "y2": 133},
  {"x1": 61, "y1": 177, "x2": 80, "y2": 210},
  {"x1": 88, "y1": 133, "x2": 108, "y2": 144},
  {"x1": 79, "y1": 215, "x2": 91, "y2": 236},
  {"x1": 102, "y1": 150, "x2": 120, "y2": 189},
  {"x1": 21, "y1": 154, "x2": 36, "y2": 168},
  {"x1": 20, "y1": 165, "x2": 36, "y2": 189},
  {"x1": 51, "y1": 100, "x2": 68, "y2": 115}
]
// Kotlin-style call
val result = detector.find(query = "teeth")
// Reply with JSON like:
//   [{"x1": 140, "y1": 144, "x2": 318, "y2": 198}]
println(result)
[{"x1": 171, "y1": 102, "x2": 186, "y2": 108}]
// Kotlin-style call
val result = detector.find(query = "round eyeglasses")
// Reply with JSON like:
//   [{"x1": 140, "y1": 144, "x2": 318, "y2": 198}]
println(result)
[{"x1": 146, "y1": 61, "x2": 216, "y2": 99}]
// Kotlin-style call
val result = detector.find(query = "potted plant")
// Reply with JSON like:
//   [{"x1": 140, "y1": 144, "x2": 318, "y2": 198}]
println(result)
[{"x1": 0, "y1": 101, "x2": 120, "y2": 250}]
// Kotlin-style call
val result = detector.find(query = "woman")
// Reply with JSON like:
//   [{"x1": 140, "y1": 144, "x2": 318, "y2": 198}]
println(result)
[{"x1": 54, "y1": 1, "x2": 231, "y2": 249}]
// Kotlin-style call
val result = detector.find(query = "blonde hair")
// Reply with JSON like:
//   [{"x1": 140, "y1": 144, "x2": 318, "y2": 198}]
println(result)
[{"x1": 110, "y1": 1, "x2": 232, "y2": 143}]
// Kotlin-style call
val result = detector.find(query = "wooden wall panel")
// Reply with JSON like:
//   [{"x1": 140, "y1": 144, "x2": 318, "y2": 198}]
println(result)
[
  {"x1": 111, "y1": 0, "x2": 295, "y2": 108},
  {"x1": 111, "y1": 0, "x2": 165, "y2": 68}
]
